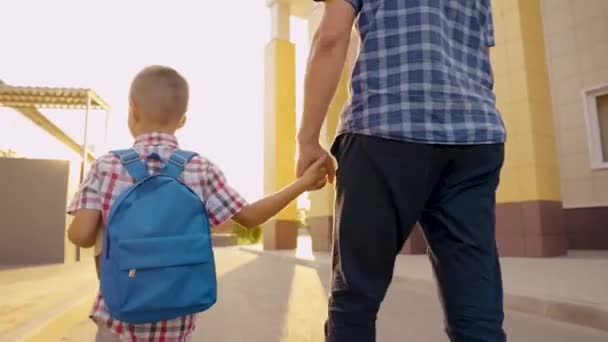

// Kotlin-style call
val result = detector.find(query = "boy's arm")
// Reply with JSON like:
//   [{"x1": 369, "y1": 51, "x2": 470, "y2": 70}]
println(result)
[
  {"x1": 202, "y1": 156, "x2": 326, "y2": 230},
  {"x1": 232, "y1": 179, "x2": 308, "y2": 229},
  {"x1": 233, "y1": 157, "x2": 327, "y2": 228},
  {"x1": 67, "y1": 160, "x2": 103, "y2": 248},
  {"x1": 68, "y1": 209, "x2": 102, "y2": 248}
]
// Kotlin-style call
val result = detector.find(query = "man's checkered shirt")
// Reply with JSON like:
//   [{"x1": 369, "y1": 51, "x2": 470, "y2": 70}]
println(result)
[{"x1": 333, "y1": 0, "x2": 506, "y2": 144}]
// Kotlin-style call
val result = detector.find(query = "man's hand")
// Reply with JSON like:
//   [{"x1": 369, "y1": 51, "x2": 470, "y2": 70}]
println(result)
[
  {"x1": 296, "y1": 141, "x2": 335, "y2": 184},
  {"x1": 298, "y1": 154, "x2": 330, "y2": 191}
]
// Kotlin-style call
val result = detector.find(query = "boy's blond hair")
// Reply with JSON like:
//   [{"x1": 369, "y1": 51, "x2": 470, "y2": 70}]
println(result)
[{"x1": 129, "y1": 65, "x2": 189, "y2": 125}]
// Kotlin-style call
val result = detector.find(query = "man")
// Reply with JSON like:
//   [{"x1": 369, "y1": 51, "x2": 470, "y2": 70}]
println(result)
[{"x1": 296, "y1": 1, "x2": 506, "y2": 341}]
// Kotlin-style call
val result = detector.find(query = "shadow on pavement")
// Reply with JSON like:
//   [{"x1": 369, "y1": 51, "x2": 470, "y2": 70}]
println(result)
[{"x1": 194, "y1": 252, "x2": 298, "y2": 342}]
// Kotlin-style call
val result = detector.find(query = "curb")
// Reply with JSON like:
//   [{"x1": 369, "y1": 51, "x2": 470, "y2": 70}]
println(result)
[
  {"x1": 504, "y1": 294, "x2": 608, "y2": 333},
  {"x1": 1, "y1": 286, "x2": 96, "y2": 342},
  {"x1": 239, "y1": 247, "x2": 608, "y2": 333}
]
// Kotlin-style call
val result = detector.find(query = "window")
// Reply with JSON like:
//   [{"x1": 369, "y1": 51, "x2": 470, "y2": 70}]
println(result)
[{"x1": 584, "y1": 84, "x2": 608, "y2": 169}]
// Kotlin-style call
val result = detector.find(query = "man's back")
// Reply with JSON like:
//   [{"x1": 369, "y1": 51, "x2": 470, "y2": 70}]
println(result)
[{"x1": 341, "y1": 0, "x2": 505, "y2": 144}]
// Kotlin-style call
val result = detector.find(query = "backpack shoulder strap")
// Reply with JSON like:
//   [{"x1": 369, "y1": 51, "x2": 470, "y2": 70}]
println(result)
[
  {"x1": 161, "y1": 149, "x2": 197, "y2": 179},
  {"x1": 111, "y1": 148, "x2": 149, "y2": 182}
]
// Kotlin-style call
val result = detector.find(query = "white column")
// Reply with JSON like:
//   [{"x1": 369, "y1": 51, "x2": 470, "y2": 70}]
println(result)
[
  {"x1": 268, "y1": 0, "x2": 291, "y2": 41},
  {"x1": 308, "y1": 1, "x2": 324, "y2": 39}
]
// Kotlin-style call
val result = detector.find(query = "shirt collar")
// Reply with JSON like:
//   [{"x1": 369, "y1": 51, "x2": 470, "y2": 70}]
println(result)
[{"x1": 133, "y1": 132, "x2": 179, "y2": 148}]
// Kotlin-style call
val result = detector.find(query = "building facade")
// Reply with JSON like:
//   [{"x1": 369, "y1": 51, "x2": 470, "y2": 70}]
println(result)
[
  {"x1": 541, "y1": 0, "x2": 608, "y2": 251},
  {"x1": 262, "y1": 0, "x2": 608, "y2": 256}
]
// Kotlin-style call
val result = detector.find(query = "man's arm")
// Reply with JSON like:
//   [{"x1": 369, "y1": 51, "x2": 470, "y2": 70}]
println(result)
[
  {"x1": 68, "y1": 209, "x2": 102, "y2": 248},
  {"x1": 296, "y1": 0, "x2": 357, "y2": 178}
]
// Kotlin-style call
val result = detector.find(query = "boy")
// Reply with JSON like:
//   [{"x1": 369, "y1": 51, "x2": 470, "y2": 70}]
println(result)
[{"x1": 67, "y1": 65, "x2": 329, "y2": 342}]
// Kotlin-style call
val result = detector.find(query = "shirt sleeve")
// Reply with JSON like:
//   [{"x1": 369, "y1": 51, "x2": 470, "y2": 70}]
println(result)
[
  {"x1": 483, "y1": 2, "x2": 495, "y2": 47},
  {"x1": 314, "y1": 0, "x2": 362, "y2": 13},
  {"x1": 202, "y1": 161, "x2": 248, "y2": 227},
  {"x1": 67, "y1": 160, "x2": 103, "y2": 214}
]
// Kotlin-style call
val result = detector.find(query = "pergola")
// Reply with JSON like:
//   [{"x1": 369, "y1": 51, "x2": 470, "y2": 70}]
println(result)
[{"x1": 0, "y1": 82, "x2": 110, "y2": 180}]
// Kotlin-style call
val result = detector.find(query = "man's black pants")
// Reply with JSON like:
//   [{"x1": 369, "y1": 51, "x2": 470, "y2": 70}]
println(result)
[{"x1": 325, "y1": 134, "x2": 506, "y2": 342}]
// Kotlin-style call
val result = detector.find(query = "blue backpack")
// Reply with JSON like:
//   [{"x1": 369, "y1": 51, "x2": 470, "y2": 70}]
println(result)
[{"x1": 100, "y1": 148, "x2": 217, "y2": 324}]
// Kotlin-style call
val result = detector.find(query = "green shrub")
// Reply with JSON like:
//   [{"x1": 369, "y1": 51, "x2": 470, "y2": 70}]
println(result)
[
  {"x1": 298, "y1": 208, "x2": 309, "y2": 228},
  {"x1": 232, "y1": 223, "x2": 262, "y2": 245}
]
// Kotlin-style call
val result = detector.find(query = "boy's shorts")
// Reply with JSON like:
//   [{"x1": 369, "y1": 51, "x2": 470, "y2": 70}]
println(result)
[
  {"x1": 96, "y1": 325, "x2": 192, "y2": 342},
  {"x1": 95, "y1": 325, "x2": 121, "y2": 342}
]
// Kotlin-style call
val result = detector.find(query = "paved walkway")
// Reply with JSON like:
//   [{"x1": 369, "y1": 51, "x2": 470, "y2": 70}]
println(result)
[
  {"x1": 394, "y1": 252, "x2": 608, "y2": 310},
  {"x1": 0, "y1": 260, "x2": 97, "y2": 342},
  {"x1": 60, "y1": 248, "x2": 608, "y2": 342},
  {"x1": 244, "y1": 236, "x2": 608, "y2": 331},
  {"x1": 246, "y1": 236, "x2": 608, "y2": 310},
  {"x1": 2, "y1": 244, "x2": 607, "y2": 341}
]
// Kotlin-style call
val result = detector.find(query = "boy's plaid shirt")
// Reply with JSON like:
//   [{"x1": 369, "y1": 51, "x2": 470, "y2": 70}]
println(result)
[{"x1": 67, "y1": 132, "x2": 248, "y2": 342}]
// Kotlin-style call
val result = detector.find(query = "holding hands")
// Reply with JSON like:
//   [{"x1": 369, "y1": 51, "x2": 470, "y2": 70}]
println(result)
[
  {"x1": 297, "y1": 152, "x2": 333, "y2": 191},
  {"x1": 296, "y1": 140, "x2": 334, "y2": 191}
]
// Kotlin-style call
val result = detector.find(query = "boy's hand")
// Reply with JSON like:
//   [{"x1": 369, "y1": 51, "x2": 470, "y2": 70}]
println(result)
[{"x1": 300, "y1": 155, "x2": 330, "y2": 191}]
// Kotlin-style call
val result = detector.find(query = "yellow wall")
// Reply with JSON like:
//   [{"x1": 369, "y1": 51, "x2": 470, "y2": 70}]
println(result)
[
  {"x1": 491, "y1": 0, "x2": 561, "y2": 203},
  {"x1": 264, "y1": 38, "x2": 298, "y2": 220}
]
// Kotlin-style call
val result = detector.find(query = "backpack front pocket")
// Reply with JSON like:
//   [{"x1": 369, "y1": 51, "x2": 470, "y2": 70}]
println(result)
[{"x1": 116, "y1": 234, "x2": 217, "y2": 317}]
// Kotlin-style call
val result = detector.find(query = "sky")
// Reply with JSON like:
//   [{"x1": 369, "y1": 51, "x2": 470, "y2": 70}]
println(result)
[{"x1": 0, "y1": 0, "x2": 310, "y2": 202}]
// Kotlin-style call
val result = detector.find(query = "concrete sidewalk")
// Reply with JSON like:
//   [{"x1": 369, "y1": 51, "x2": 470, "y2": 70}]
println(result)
[
  {"x1": 241, "y1": 236, "x2": 608, "y2": 332},
  {"x1": 0, "y1": 259, "x2": 97, "y2": 342},
  {"x1": 2, "y1": 247, "x2": 607, "y2": 341},
  {"x1": 61, "y1": 248, "x2": 608, "y2": 342}
]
